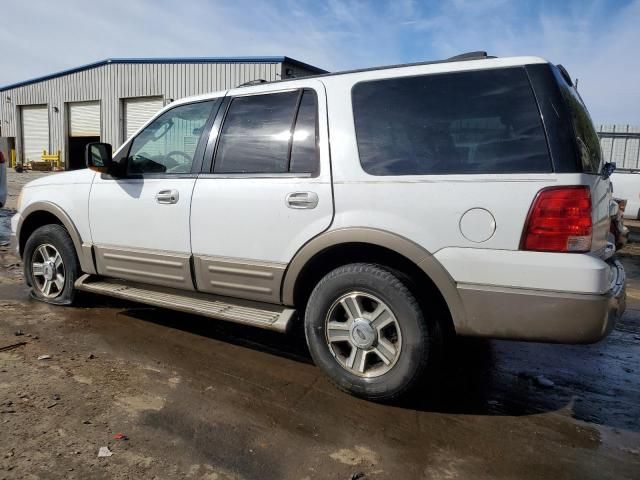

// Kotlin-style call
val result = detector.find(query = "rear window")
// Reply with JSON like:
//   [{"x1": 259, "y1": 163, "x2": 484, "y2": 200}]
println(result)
[
  {"x1": 551, "y1": 66, "x2": 602, "y2": 174},
  {"x1": 352, "y1": 67, "x2": 551, "y2": 175}
]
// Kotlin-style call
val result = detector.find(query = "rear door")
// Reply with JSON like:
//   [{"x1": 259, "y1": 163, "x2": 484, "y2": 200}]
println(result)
[{"x1": 190, "y1": 80, "x2": 333, "y2": 303}]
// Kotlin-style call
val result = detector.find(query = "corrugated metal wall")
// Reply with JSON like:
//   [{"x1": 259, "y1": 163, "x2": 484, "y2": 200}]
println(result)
[
  {"x1": 598, "y1": 124, "x2": 640, "y2": 170},
  {"x1": 280, "y1": 62, "x2": 320, "y2": 80},
  {"x1": 0, "y1": 60, "x2": 320, "y2": 165}
]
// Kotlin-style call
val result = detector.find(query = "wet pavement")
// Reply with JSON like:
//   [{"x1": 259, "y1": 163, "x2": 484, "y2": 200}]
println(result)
[{"x1": 0, "y1": 170, "x2": 639, "y2": 479}]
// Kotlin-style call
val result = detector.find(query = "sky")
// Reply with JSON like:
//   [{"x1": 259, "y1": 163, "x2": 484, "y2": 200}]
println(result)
[{"x1": 0, "y1": 0, "x2": 638, "y2": 124}]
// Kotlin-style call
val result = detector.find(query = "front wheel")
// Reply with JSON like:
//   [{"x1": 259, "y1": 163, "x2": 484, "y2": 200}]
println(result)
[
  {"x1": 23, "y1": 224, "x2": 80, "y2": 305},
  {"x1": 304, "y1": 263, "x2": 438, "y2": 401}
]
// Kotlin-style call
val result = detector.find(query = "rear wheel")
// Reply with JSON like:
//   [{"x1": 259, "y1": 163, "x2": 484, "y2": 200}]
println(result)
[
  {"x1": 23, "y1": 224, "x2": 79, "y2": 305},
  {"x1": 304, "y1": 263, "x2": 438, "y2": 401}
]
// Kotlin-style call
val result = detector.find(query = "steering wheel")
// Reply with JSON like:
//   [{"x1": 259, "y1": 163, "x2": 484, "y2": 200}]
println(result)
[
  {"x1": 164, "y1": 151, "x2": 192, "y2": 173},
  {"x1": 166, "y1": 151, "x2": 191, "y2": 164}
]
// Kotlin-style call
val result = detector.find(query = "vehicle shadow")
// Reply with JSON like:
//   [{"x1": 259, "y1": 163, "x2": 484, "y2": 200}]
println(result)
[
  {"x1": 75, "y1": 291, "x2": 314, "y2": 364},
  {"x1": 74, "y1": 291, "x2": 640, "y2": 434}
]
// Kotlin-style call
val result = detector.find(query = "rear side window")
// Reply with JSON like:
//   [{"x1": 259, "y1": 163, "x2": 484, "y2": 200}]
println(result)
[
  {"x1": 551, "y1": 66, "x2": 602, "y2": 174},
  {"x1": 214, "y1": 89, "x2": 319, "y2": 174},
  {"x1": 290, "y1": 90, "x2": 319, "y2": 174},
  {"x1": 352, "y1": 67, "x2": 551, "y2": 175}
]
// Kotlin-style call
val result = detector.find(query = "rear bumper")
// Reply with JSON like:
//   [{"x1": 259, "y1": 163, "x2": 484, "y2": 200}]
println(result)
[{"x1": 455, "y1": 259, "x2": 626, "y2": 344}]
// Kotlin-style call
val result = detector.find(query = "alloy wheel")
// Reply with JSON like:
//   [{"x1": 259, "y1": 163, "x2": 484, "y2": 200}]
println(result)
[
  {"x1": 31, "y1": 243, "x2": 65, "y2": 299},
  {"x1": 324, "y1": 292, "x2": 402, "y2": 378}
]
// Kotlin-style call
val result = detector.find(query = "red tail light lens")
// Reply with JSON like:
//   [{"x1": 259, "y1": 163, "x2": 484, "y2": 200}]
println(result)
[
  {"x1": 521, "y1": 186, "x2": 592, "y2": 253},
  {"x1": 0, "y1": 151, "x2": 5, "y2": 164}
]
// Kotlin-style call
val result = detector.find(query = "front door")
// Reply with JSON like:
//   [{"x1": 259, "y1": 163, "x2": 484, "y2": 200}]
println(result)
[
  {"x1": 89, "y1": 99, "x2": 218, "y2": 290},
  {"x1": 190, "y1": 81, "x2": 334, "y2": 303}
]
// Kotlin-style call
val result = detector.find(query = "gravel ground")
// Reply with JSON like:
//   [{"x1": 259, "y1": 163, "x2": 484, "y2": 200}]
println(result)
[{"x1": 0, "y1": 169, "x2": 639, "y2": 479}]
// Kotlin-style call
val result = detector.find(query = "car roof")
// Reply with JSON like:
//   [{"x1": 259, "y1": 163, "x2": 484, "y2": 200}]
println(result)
[{"x1": 164, "y1": 53, "x2": 549, "y2": 105}]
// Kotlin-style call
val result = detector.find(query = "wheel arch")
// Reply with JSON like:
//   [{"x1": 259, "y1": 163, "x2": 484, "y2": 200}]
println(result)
[
  {"x1": 17, "y1": 201, "x2": 95, "y2": 274},
  {"x1": 282, "y1": 228, "x2": 466, "y2": 333}
]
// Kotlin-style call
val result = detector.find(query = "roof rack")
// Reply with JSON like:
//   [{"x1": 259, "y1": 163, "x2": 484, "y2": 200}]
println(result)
[
  {"x1": 191, "y1": 51, "x2": 499, "y2": 93},
  {"x1": 238, "y1": 79, "x2": 268, "y2": 87},
  {"x1": 446, "y1": 51, "x2": 492, "y2": 61}
]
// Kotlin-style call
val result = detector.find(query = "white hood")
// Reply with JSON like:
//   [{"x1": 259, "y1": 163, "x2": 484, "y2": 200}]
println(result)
[{"x1": 23, "y1": 168, "x2": 96, "y2": 189}]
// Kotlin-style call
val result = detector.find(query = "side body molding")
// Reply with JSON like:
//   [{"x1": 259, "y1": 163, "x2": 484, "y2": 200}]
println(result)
[
  {"x1": 281, "y1": 228, "x2": 467, "y2": 331},
  {"x1": 17, "y1": 201, "x2": 96, "y2": 275}
]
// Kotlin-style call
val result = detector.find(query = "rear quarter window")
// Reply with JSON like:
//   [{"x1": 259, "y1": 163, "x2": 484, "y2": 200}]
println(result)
[{"x1": 352, "y1": 67, "x2": 551, "y2": 175}]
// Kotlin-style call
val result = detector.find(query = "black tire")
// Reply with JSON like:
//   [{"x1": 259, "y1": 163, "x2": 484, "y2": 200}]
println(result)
[
  {"x1": 23, "y1": 224, "x2": 80, "y2": 305},
  {"x1": 304, "y1": 263, "x2": 439, "y2": 401}
]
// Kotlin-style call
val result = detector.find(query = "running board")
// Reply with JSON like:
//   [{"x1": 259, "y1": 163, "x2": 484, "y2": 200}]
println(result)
[{"x1": 75, "y1": 274, "x2": 295, "y2": 332}]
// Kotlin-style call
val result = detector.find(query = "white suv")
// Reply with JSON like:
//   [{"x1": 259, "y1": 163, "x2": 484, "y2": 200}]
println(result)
[{"x1": 10, "y1": 54, "x2": 626, "y2": 400}]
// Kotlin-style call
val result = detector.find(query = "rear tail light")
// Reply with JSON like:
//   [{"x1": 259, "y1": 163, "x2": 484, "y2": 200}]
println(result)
[
  {"x1": 0, "y1": 151, "x2": 5, "y2": 164},
  {"x1": 520, "y1": 186, "x2": 592, "y2": 253}
]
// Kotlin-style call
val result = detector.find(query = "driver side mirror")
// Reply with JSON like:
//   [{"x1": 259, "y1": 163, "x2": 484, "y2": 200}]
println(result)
[{"x1": 86, "y1": 142, "x2": 113, "y2": 174}]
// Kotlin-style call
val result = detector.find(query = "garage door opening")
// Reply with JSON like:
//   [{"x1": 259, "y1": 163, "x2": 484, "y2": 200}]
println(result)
[
  {"x1": 68, "y1": 101, "x2": 101, "y2": 170},
  {"x1": 123, "y1": 96, "x2": 164, "y2": 142},
  {"x1": 21, "y1": 105, "x2": 49, "y2": 164}
]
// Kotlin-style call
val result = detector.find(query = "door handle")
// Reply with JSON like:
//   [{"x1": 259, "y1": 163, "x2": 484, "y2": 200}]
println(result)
[
  {"x1": 286, "y1": 191, "x2": 319, "y2": 209},
  {"x1": 156, "y1": 189, "x2": 179, "y2": 204}
]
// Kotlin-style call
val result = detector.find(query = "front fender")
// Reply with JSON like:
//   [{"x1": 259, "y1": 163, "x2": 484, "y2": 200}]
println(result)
[{"x1": 16, "y1": 201, "x2": 95, "y2": 275}]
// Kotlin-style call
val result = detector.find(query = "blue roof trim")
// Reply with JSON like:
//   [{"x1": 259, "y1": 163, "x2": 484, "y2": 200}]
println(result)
[{"x1": 0, "y1": 56, "x2": 327, "y2": 92}]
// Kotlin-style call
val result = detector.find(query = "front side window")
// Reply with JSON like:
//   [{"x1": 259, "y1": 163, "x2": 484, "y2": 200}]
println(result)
[
  {"x1": 127, "y1": 101, "x2": 213, "y2": 174},
  {"x1": 352, "y1": 67, "x2": 551, "y2": 175},
  {"x1": 214, "y1": 89, "x2": 319, "y2": 174}
]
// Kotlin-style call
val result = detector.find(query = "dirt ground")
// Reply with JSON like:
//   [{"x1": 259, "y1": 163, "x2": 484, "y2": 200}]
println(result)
[{"x1": 1, "y1": 170, "x2": 639, "y2": 479}]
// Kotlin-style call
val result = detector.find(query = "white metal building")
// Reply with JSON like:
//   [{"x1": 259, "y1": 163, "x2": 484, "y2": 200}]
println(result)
[
  {"x1": 597, "y1": 124, "x2": 640, "y2": 170},
  {"x1": 0, "y1": 57, "x2": 325, "y2": 169}
]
